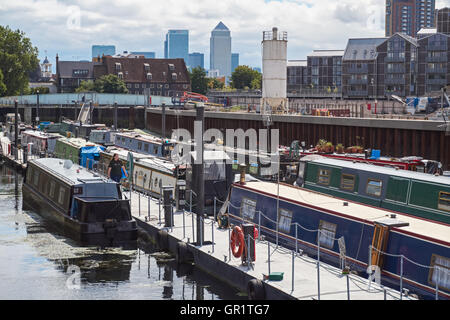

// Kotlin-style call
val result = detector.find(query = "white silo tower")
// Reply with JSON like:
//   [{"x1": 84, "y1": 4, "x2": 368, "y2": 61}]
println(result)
[{"x1": 261, "y1": 27, "x2": 288, "y2": 115}]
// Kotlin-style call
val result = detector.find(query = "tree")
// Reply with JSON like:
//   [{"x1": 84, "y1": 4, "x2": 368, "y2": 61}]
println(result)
[
  {"x1": 75, "y1": 75, "x2": 128, "y2": 94},
  {"x1": 95, "y1": 74, "x2": 128, "y2": 94},
  {"x1": 207, "y1": 77, "x2": 224, "y2": 90},
  {"x1": 250, "y1": 71, "x2": 262, "y2": 90},
  {"x1": 231, "y1": 65, "x2": 261, "y2": 90},
  {"x1": 0, "y1": 26, "x2": 39, "y2": 96},
  {"x1": 189, "y1": 67, "x2": 208, "y2": 95},
  {"x1": 75, "y1": 80, "x2": 96, "y2": 93},
  {"x1": 0, "y1": 69, "x2": 6, "y2": 97}
]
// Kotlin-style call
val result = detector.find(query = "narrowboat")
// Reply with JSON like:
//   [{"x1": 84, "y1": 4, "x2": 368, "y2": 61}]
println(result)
[
  {"x1": 225, "y1": 179, "x2": 450, "y2": 300},
  {"x1": 114, "y1": 131, "x2": 174, "y2": 158},
  {"x1": 89, "y1": 128, "x2": 117, "y2": 146},
  {"x1": 2, "y1": 113, "x2": 31, "y2": 144},
  {"x1": 21, "y1": 130, "x2": 63, "y2": 156},
  {"x1": 53, "y1": 137, "x2": 104, "y2": 169},
  {"x1": 98, "y1": 146, "x2": 184, "y2": 197},
  {"x1": 295, "y1": 156, "x2": 450, "y2": 224},
  {"x1": 59, "y1": 119, "x2": 106, "y2": 139},
  {"x1": 22, "y1": 158, "x2": 137, "y2": 247}
]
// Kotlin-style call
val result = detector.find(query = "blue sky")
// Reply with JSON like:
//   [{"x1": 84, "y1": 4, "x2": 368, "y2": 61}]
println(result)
[{"x1": 0, "y1": 0, "x2": 448, "y2": 72}]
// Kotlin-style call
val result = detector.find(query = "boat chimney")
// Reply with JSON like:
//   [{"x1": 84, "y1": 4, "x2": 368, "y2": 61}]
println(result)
[{"x1": 239, "y1": 164, "x2": 246, "y2": 184}]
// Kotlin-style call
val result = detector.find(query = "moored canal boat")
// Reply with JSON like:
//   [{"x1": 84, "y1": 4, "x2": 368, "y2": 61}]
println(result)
[
  {"x1": 225, "y1": 179, "x2": 450, "y2": 300},
  {"x1": 22, "y1": 158, "x2": 137, "y2": 248}
]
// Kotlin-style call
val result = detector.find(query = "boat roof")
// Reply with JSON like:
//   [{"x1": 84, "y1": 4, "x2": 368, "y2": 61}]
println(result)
[
  {"x1": 102, "y1": 146, "x2": 176, "y2": 173},
  {"x1": 22, "y1": 130, "x2": 62, "y2": 139},
  {"x1": 307, "y1": 157, "x2": 450, "y2": 185},
  {"x1": 236, "y1": 181, "x2": 450, "y2": 245},
  {"x1": 30, "y1": 158, "x2": 110, "y2": 186},
  {"x1": 115, "y1": 131, "x2": 164, "y2": 145},
  {"x1": 57, "y1": 137, "x2": 99, "y2": 148}
]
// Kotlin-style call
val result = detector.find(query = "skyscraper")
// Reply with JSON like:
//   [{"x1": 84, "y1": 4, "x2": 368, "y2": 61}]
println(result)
[
  {"x1": 231, "y1": 53, "x2": 239, "y2": 73},
  {"x1": 188, "y1": 52, "x2": 204, "y2": 70},
  {"x1": 385, "y1": 0, "x2": 436, "y2": 37},
  {"x1": 92, "y1": 45, "x2": 116, "y2": 59},
  {"x1": 164, "y1": 30, "x2": 189, "y2": 64},
  {"x1": 436, "y1": 7, "x2": 450, "y2": 35},
  {"x1": 210, "y1": 22, "x2": 232, "y2": 79}
]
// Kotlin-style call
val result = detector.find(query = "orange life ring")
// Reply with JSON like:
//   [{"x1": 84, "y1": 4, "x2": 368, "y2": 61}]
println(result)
[{"x1": 230, "y1": 226, "x2": 245, "y2": 258}]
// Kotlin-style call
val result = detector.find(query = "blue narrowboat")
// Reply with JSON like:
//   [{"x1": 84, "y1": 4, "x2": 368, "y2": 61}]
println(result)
[
  {"x1": 226, "y1": 179, "x2": 450, "y2": 300},
  {"x1": 114, "y1": 131, "x2": 173, "y2": 158}
]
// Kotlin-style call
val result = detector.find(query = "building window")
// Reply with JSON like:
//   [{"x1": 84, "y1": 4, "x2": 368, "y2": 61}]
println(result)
[
  {"x1": 317, "y1": 169, "x2": 330, "y2": 186},
  {"x1": 144, "y1": 63, "x2": 150, "y2": 72},
  {"x1": 135, "y1": 83, "x2": 139, "y2": 88},
  {"x1": 317, "y1": 220, "x2": 337, "y2": 249},
  {"x1": 183, "y1": 84, "x2": 188, "y2": 89},
  {"x1": 118, "y1": 72, "x2": 123, "y2": 79},
  {"x1": 340, "y1": 174, "x2": 355, "y2": 191},
  {"x1": 278, "y1": 208, "x2": 293, "y2": 234},
  {"x1": 72, "y1": 69, "x2": 89, "y2": 77},
  {"x1": 366, "y1": 179, "x2": 382, "y2": 197},
  {"x1": 172, "y1": 73, "x2": 177, "y2": 80},
  {"x1": 147, "y1": 73, "x2": 152, "y2": 80},
  {"x1": 240, "y1": 198, "x2": 257, "y2": 220},
  {"x1": 164, "y1": 84, "x2": 169, "y2": 89},
  {"x1": 438, "y1": 192, "x2": 450, "y2": 212},
  {"x1": 428, "y1": 254, "x2": 450, "y2": 291}
]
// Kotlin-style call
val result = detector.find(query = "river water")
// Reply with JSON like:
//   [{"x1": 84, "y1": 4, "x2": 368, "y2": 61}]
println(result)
[{"x1": 0, "y1": 164, "x2": 245, "y2": 300}]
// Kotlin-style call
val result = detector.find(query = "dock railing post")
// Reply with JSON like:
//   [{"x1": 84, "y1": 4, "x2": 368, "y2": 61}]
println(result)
[
  {"x1": 295, "y1": 223, "x2": 298, "y2": 254},
  {"x1": 400, "y1": 255, "x2": 403, "y2": 300},
  {"x1": 211, "y1": 218, "x2": 214, "y2": 253},
  {"x1": 292, "y1": 250, "x2": 295, "y2": 292},
  {"x1": 228, "y1": 227, "x2": 231, "y2": 262},
  {"x1": 267, "y1": 240, "x2": 271, "y2": 275},
  {"x1": 183, "y1": 205, "x2": 186, "y2": 239},
  {"x1": 158, "y1": 186, "x2": 161, "y2": 225},
  {"x1": 347, "y1": 274, "x2": 350, "y2": 300},
  {"x1": 200, "y1": 215, "x2": 203, "y2": 247},
  {"x1": 435, "y1": 267, "x2": 439, "y2": 300},
  {"x1": 138, "y1": 190, "x2": 141, "y2": 217},
  {"x1": 258, "y1": 211, "x2": 261, "y2": 242},
  {"x1": 147, "y1": 192, "x2": 151, "y2": 221},
  {"x1": 214, "y1": 197, "x2": 216, "y2": 222},
  {"x1": 317, "y1": 230, "x2": 321, "y2": 300}
]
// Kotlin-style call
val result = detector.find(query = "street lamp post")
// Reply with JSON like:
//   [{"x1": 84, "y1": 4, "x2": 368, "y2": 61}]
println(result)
[{"x1": 36, "y1": 89, "x2": 40, "y2": 128}]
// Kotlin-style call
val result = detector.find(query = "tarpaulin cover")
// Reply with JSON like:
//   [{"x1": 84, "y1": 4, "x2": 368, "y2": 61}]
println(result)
[{"x1": 80, "y1": 145, "x2": 105, "y2": 169}]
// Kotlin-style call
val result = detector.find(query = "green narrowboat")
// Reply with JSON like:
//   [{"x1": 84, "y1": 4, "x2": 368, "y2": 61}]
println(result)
[
  {"x1": 296, "y1": 156, "x2": 450, "y2": 224},
  {"x1": 53, "y1": 137, "x2": 98, "y2": 165}
]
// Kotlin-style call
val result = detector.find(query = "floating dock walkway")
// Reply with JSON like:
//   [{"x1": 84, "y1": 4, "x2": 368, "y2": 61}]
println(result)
[{"x1": 128, "y1": 191, "x2": 415, "y2": 300}]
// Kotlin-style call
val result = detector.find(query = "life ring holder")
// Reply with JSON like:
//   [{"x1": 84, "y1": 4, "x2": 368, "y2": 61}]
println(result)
[{"x1": 230, "y1": 226, "x2": 245, "y2": 258}]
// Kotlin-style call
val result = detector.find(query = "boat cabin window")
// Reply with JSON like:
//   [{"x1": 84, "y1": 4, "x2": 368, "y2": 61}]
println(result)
[
  {"x1": 240, "y1": 198, "x2": 256, "y2": 220},
  {"x1": 317, "y1": 220, "x2": 337, "y2": 249},
  {"x1": 297, "y1": 162, "x2": 306, "y2": 179},
  {"x1": 144, "y1": 144, "x2": 149, "y2": 152},
  {"x1": 138, "y1": 142, "x2": 142, "y2": 150},
  {"x1": 317, "y1": 169, "x2": 330, "y2": 186},
  {"x1": 33, "y1": 169, "x2": 40, "y2": 187},
  {"x1": 48, "y1": 181, "x2": 56, "y2": 199},
  {"x1": 428, "y1": 254, "x2": 450, "y2": 291},
  {"x1": 438, "y1": 192, "x2": 450, "y2": 212},
  {"x1": 153, "y1": 146, "x2": 159, "y2": 154},
  {"x1": 340, "y1": 174, "x2": 355, "y2": 191},
  {"x1": 58, "y1": 188, "x2": 66, "y2": 206},
  {"x1": 366, "y1": 179, "x2": 382, "y2": 197},
  {"x1": 278, "y1": 208, "x2": 293, "y2": 234}
]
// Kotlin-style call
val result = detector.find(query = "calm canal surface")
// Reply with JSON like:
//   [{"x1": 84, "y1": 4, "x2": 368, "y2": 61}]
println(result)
[{"x1": 0, "y1": 164, "x2": 245, "y2": 300}]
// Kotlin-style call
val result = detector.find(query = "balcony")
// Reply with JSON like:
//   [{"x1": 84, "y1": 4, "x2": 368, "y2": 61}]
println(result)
[
  {"x1": 386, "y1": 66, "x2": 406, "y2": 73},
  {"x1": 426, "y1": 55, "x2": 447, "y2": 63},
  {"x1": 346, "y1": 90, "x2": 368, "y2": 97},
  {"x1": 426, "y1": 78, "x2": 447, "y2": 85},
  {"x1": 384, "y1": 78, "x2": 406, "y2": 85},
  {"x1": 384, "y1": 56, "x2": 405, "y2": 63},
  {"x1": 426, "y1": 67, "x2": 447, "y2": 73},
  {"x1": 346, "y1": 66, "x2": 368, "y2": 73},
  {"x1": 427, "y1": 44, "x2": 448, "y2": 51},
  {"x1": 385, "y1": 89, "x2": 405, "y2": 97},
  {"x1": 348, "y1": 78, "x2": 368, "y2": 85}
]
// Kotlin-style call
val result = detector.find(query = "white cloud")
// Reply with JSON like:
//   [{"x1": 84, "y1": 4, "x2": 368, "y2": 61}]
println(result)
[{"x1": 0, "y1": 0, "x2": 448, "y2": 71}]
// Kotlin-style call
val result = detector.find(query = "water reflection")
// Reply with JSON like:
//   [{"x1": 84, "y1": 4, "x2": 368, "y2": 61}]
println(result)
[{"x1": 0, "y1": 164, "x2": 245, "y2": 300}]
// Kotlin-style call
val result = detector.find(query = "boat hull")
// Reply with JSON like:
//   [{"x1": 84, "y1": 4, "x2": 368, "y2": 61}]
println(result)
[{"x1": 22, "y1": 182, "x2": 137, "y2": 249}]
